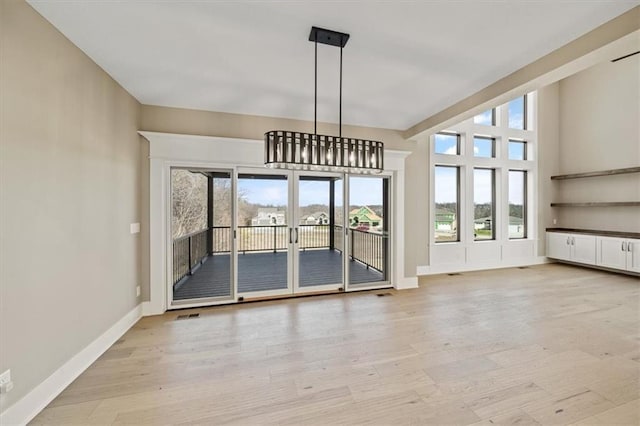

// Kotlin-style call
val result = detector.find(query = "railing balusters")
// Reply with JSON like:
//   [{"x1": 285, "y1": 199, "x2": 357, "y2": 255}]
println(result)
[{"x1": 172, "y1": 224, "x2": 385, "y2": 287}]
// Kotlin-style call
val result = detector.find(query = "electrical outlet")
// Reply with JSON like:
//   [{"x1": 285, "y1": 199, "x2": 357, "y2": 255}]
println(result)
[
  {"x1": 136, "y1": 286, "x2": 141, "y2": 297},
  {"x1": 0, "y1": 369, "x2": 13, "y2": 394},
  {"x1": 130, "y1": 223, "x2": 140, "y2": 234}
]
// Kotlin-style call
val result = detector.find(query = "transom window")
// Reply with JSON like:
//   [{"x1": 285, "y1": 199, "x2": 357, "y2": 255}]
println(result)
[
  {"x1": 434, "y1": 132, "x2": 460, "y2": 155},
  {"x1": 474, "y1": 109, "x2": 495, "y2": 126},
  {"x1": 474, "y1": 136, "x2": 495, "y2": 158}
]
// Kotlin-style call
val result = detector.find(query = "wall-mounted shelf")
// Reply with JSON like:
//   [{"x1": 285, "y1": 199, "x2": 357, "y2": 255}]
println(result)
[
  {"x1": 551, "y1": 166, "x2": 640, "y2": 180},
  {"x1": 550, "y1": 202, "x2": 640, "y2": 207}
]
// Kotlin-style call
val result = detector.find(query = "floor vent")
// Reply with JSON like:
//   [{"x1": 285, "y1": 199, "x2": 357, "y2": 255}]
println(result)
[
  {"x1": 448, "y1": 273, "x2": 461, "y2": 276},
  {"x1": 176, "y1": 313, "x2": 200, "y2": 320},
  {"x1": 518, "y1": 266, "x2": 529, "y2": 269},
  {"x1": 377, "y1": 292, "x2": 392, "y2": 297}
]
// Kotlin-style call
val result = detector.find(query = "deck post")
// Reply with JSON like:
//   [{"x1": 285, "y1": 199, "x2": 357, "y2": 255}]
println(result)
[
  {"x1": 329, "y1": 179, "x2": 335, "y2": 250},
  {"x1": 207, "y1": 174, "x2": 214, "y2": 255},
  {"x1": 188, "y1": 236, "x2": 193, "y2": 275}
]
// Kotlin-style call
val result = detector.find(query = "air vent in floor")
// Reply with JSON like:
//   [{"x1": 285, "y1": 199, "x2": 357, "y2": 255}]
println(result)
[{"x1": 176, "y1": 313, "x2": 200, "y2": 320}]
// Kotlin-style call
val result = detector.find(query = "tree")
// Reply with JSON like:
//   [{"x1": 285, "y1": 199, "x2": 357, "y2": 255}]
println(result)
[{"x1": 171, "y1": 170, "x2": 207, "y2": 239}]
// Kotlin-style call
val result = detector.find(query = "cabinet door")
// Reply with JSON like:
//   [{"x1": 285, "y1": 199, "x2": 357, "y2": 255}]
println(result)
[
  {"x1": 571, "y1": 234, "x2": 596, "y2": 265},
  {"x1": 547, "y1": 232, "x2": 571, "y2": 261},
  {"x1": 627, "y1": 239, "x2": 640, "y2": 273},
  {"x1": 596, "y1": 236, "x2": 627, "y2": 270}
]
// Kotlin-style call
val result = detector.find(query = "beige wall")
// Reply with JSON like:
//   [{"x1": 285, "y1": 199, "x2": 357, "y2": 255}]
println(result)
[
  {"x1": 140, "y1": 105, "x2": 427, "y2": 282},
  {"x1": 555, "y1": 56, "x2": 640, "y2": 232},
  {"x1": 0, "y1": 0, "x2": 143, "y2": 412},
  {"x1": 536, "y1": 83, "x2": 561, "y2": 255}
]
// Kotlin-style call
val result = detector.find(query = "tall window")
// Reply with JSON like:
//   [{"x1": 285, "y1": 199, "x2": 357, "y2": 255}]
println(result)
[
  {"x1": 508, "y1": 170, "x2": 527, "y2": 239},
  {"x1": 474, "y1": 169, "x2": 495, "y2": 240},
  {"x1": 434, "y1": 166, "x2": 459, "y2": 243},
  {"x1": 508, "y1": 95, "x2": 527, "y2": 129}
]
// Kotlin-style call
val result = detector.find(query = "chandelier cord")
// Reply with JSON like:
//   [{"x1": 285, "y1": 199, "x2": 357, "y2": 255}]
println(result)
[
  {"x1": 339, "y1": 43, "x2": 343, "y2": 138},
  {"x1": 314, "y1": 39, "x2": 317, "y2": 137}
]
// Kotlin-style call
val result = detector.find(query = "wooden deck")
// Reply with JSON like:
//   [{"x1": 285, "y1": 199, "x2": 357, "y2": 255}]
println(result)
[{"x1": 174, "y1": 249, "x2": 384, "y2": 300}]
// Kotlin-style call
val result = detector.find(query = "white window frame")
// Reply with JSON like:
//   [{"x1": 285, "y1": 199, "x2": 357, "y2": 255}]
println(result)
[{"x1": 426, "y1": 92, "x2": 538, "y2": 273}]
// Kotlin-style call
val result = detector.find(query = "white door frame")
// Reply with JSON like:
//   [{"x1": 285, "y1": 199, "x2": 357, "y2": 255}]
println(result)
[{"x1": 142, "y1": 131, "x2": 412, "y2": 316}]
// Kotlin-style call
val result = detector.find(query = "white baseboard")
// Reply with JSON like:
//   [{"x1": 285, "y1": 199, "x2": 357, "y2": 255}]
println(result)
[
  {"x1": 0, "y1": 304, "x2": 143, "y2": 425},
  {"x1": 394, "y1": 276, "x2": 419, "y2": 290},
  {"x1": 417, "y1": 256, "x2": 551, "y2": 276}
]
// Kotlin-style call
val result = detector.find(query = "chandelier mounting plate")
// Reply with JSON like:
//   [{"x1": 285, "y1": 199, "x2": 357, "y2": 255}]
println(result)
[{"x1": 308, "y1": 26, "x2": 349, "y2": 48}]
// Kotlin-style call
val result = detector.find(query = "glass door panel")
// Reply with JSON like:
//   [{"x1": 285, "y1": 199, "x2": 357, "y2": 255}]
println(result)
[
  {"x1": 170, "y1": 169, "x2": 233, "y2": 303},
  {"x1": 237, "y1": 172, "x2": 290, "y2": 295},
  {"x1": 295, "y1": 174, "x2": 344, "y2": 291},
  {"x1": 347, "y1": 176, "x2": 389, "y2": 286}
]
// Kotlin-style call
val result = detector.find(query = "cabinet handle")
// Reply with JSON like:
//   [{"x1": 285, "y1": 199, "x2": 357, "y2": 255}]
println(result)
[
  {"x1": 628, "y1": 242, "x2": 633, "y2": 253},
  {"x1": 622, "y1": 241, "x2": 626, "y2": 251},
  {"x1": 571, "y1": 237, "x2": 575, "y2": 245},
  {"x1": 567, "y1": 236, "x2": 570, "y2": 245}
]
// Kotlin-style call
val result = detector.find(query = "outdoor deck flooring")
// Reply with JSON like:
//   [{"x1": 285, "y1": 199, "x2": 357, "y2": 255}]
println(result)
[{"x1": 173, "y1": 249, "x2": 384, "y2": 300}]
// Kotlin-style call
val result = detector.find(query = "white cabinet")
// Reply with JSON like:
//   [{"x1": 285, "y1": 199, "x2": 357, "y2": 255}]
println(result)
[
  {"x1": 546, "y1": 232, "x2": 596, "y2": 265},
  {"x1": 597, "y1": 236, "x2": 640, "y2": 273},
  {"x1": 547, "y1": 232, "x2": 571, "y2": 261}
]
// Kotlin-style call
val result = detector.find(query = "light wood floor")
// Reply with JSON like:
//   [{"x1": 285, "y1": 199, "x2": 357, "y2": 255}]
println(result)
[{"x1": 32, "y1": 264, "x2": 639, "y2": 425}]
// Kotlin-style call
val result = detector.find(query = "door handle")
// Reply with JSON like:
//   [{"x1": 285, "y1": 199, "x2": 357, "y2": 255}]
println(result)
[
  {"x1": 295, "y1": 227, "x2": 299, "y2": 244},
  {"x1": 289, "y1": 227, "x2": 293, "y2": 244}
]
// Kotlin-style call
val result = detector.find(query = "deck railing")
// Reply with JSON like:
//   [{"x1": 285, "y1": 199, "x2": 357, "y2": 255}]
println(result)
[
  {"x1": 172, "y1": 229, "x2": 208, "y2": 286},
  {"x1": 172, "y1": 224, "x2": 385, "y2": 285}
]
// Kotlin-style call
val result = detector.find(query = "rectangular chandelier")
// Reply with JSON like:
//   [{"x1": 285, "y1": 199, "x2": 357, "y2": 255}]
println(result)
[
  {"x1": 264, "y1": 130, "x2": 384, "y2": 174},
  {"x1": 264, "y1": 27, "x2": 385, "y2": 175}
]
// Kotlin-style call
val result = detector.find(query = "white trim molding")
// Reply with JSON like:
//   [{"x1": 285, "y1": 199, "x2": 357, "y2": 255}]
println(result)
[
  {"x1": 418, "y1": 256, "x2": 551, "y2": 276},
  {"x1": 140, "y1": 131, "x2": 414, "y2": 316},
  {"x1": 395, "y1": 276, "x2": 419, "y2": 290},
  {"x1": 0, "y1": 305, "x2": 142, "y2": 425}
]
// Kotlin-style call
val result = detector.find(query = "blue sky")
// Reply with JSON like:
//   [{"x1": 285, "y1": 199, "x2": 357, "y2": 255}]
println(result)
[
  {"x1": 473, "y1": 97, "x2": 525, "y2": 128},
  {"x1": 239, "y1": 176, "x2": 382, "y2": 207}
]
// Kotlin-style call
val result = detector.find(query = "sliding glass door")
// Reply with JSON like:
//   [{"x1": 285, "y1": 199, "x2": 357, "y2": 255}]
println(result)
[
  {"x1": 236, "y1": 171, "x2": 291, "y2": 297},
  {"x1": 169, "y1": 167, "x2": 390, "y2": 307},
  {"x1": 294, "y1": 173, "x2": 344, "y2": 293},
  {"x1": 170, "y1": 169, "x2": 234, "y2": 304},
  {"x1": 347, "y1": 176, "x2": 390, "y2": 287}
]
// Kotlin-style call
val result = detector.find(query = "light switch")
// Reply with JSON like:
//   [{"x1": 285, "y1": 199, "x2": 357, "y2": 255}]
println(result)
[{"x1": 130, "y1": 223, "x2": 140, "y2": 234}]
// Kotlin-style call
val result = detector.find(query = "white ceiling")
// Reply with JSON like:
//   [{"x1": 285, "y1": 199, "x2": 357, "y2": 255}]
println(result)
[{"x1": 28, "y1": 1, "x2": 638, "y2": 130}]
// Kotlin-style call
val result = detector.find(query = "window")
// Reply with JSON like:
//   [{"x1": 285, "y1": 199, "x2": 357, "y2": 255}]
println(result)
[
  {"x1": 474, "y1": 136, "x2": 495, "y2": 158},
  {"x1": 474, "y1": 109, "x2": 495, "y2": 126},
  {"x1": 434, "y1": 132, "x2": 460, "y2": 155},
  {"x1": 508, "y1": 139, "x2": 527, "y2": 160},
  {"x1": 508, "y1": 95, "x2": 527, "y2": 129},
  {"x1": 508, "y1": 170, "x2": 527, "y2": 239},
  {"x1": 474, "y1": 169, "x2": 495, "y2": 240},
  {"x1": 434, "y1": 166, "x2": 459, "y2": 242}
]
